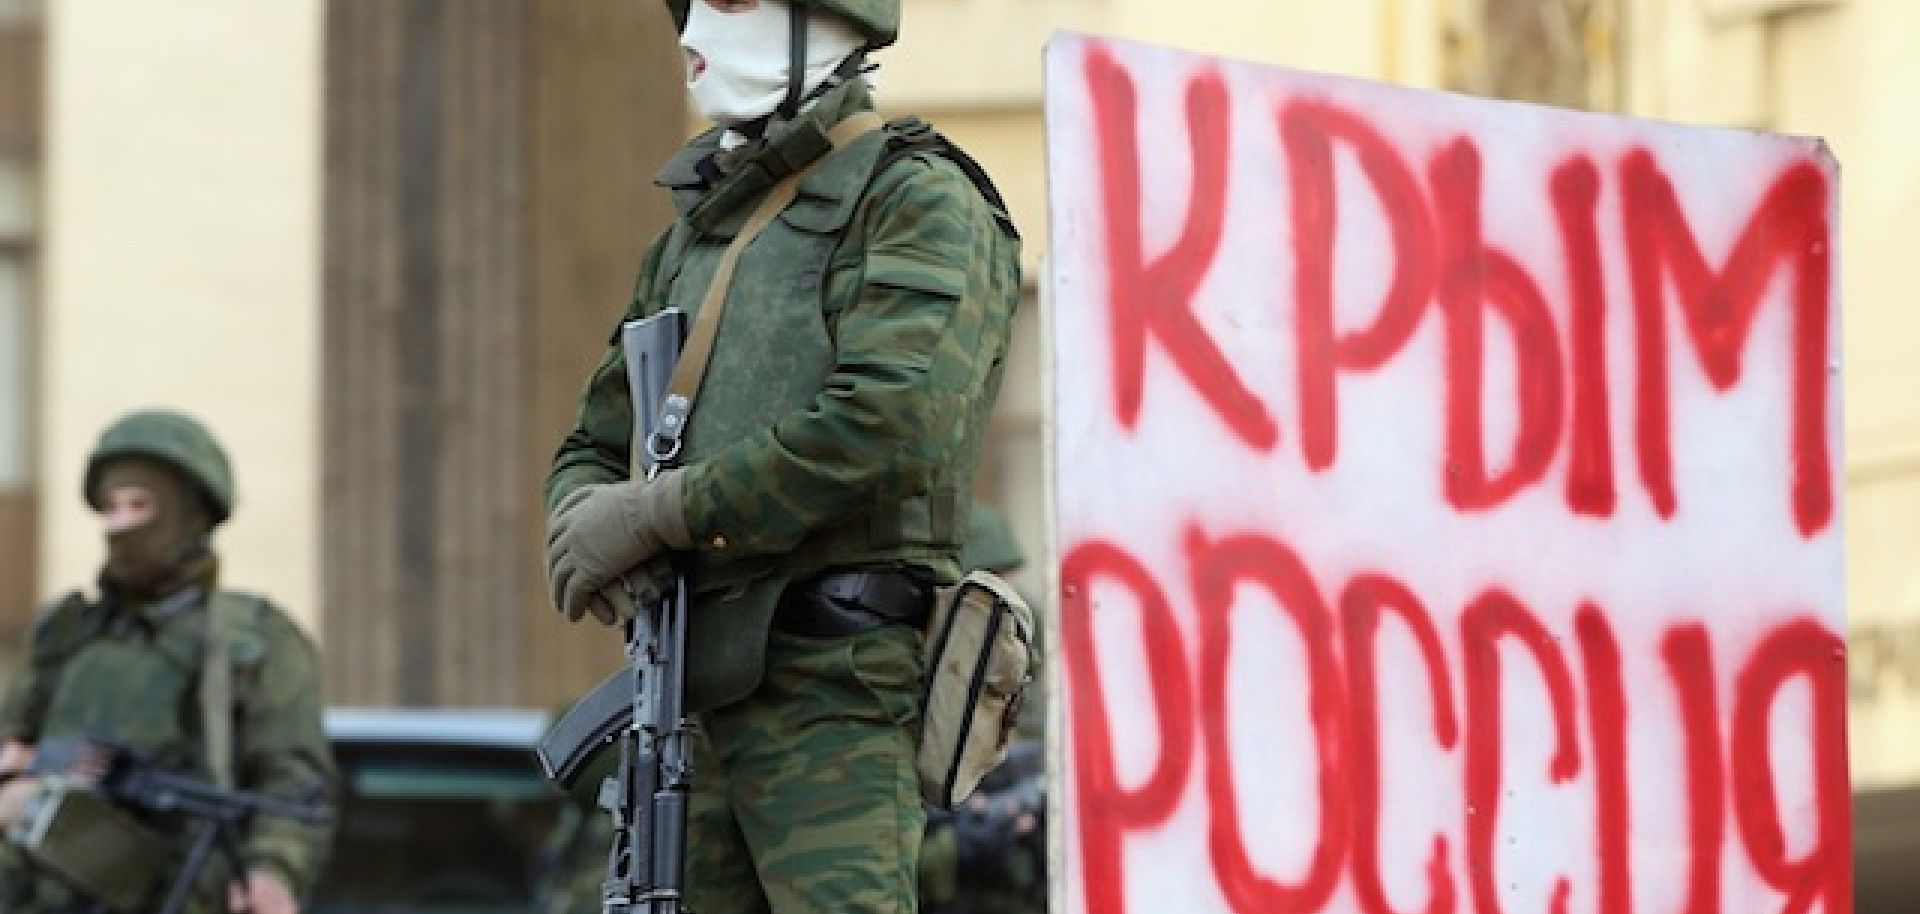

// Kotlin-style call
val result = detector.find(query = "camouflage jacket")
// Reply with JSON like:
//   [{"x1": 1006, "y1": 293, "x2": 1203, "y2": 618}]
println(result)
[
  {"x1": 0, "y1": 587, "x2": 338, "y2": 911},
  {"x1": 547, "y1": 80, "x2": 1021, "y2": 711}
]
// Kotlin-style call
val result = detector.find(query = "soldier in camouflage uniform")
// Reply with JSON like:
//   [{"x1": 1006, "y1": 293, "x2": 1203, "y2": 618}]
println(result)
[
  {"x1": 541, "y1": 0, "x2": 1021, "y2": 910},
  {"x1": 0, "y1": 410, "x2": 337, "y2": 914},
  {"x1": 539, "y1": 509, "x2": 1036, "y2": 914}
]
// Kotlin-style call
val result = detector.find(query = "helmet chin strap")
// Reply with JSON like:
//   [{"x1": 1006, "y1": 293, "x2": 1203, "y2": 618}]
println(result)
[{"x1": 778, "y1": 2, "x2": 809, "y2": 120}]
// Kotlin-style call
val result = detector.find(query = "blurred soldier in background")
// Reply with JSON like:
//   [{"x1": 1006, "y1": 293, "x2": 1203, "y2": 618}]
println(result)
[
  {"x1": 920, "y1": 506, "x2": 1047, "y2": 914},
  {"x1": 541, "y1": 0, "x2": 1020, "y2": 908},
  {"x1": 0, "y1": 410, "x2": 337, "y2": 914}
]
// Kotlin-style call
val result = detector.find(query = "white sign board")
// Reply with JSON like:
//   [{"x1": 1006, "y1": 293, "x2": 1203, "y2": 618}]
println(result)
[{"x1": 1044, "y1": 32, "x2": 1848, "y2": 914}]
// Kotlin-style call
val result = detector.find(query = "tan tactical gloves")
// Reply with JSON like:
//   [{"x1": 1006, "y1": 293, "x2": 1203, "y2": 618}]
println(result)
[{"x1": 545, "y1": 469, "x2": 693, "y2": 625}]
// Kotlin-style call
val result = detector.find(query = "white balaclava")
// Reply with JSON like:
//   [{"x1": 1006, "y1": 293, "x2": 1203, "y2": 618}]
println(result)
[{"x1": 681, "y1": 0, "x2": 867, "y2": 128}]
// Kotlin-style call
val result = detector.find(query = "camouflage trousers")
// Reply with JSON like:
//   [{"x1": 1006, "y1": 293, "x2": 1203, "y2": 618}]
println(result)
[{"x1": 687, "y1": 623, "x2": 926, "y2": 914}]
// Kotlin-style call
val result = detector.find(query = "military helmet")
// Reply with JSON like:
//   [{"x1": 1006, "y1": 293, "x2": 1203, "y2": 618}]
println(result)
[
  {"x1": 84, "y1": 409, "x2": 235, "y2": 524},
  {"x1": 664, "y1": 0, "x2": 900, "y2": 49}
]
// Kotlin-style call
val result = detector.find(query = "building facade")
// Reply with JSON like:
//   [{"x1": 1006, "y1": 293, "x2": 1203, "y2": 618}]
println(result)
[
  {"x1": 894, "y1": 0, "x2": 1920, "y2": 794},
  {"x1": 0, "y1": 0, "x2": 39, "y2": 668},
  {"x1": 9, "y1": 4, "x2": 1917, "y2": 819}
]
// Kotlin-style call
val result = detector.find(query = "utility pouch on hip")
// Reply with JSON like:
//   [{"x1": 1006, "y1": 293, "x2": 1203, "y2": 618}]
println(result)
[
  {"x1": 918, "y1": 570, "x2": 1036, "y2": 809},
  {"x1": 6, "y1": 778, "x2": 170, "y2": 913}
]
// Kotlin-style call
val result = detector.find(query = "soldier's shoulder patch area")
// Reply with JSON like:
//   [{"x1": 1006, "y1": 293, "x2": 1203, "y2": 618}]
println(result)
[
  {"x1": 29, "y1": 591, "x2": 104, "y2": 667},
  {"x1": 212, "y1": 588, "x2": 274, "y2": 620},
  {"x1": 212, "y1": 590, "x2": 310, "y2": 665},
  {"x1": 874, "y1": 119, "x2": 1017, "y2": 239},
  {"x1": 785, "y1": 125, "x2": 894, "y2": 235},
  {"x1": 884, "y1": 116, "x2": 938, "y2": 148},
  {"x1": 228, "y1": 629, "x2": 268, "y2": 667}
]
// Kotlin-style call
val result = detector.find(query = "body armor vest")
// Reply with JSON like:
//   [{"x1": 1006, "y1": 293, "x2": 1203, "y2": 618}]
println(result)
[{"x1": 624, "y1": 93, "x2": 1020, "y2": 710}]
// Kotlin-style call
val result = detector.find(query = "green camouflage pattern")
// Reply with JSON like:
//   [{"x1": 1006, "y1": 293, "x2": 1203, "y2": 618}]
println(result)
[
  {"x1": 85, "y1": 409, "x2": 236, "y2": 524},
  {"x1": 546, "y1": 76, "x2": 1021, "y2": 713},
  {"x1": 536, "y1": 628, "x2": 927, "y2": 914},
  {"x1": 663, "y1": 0, "x2": 900, "y2": 48},
  {"x1": 542, "y1": 767, "x2": 1041, "y2": 914},
  {"x1": 686, "y1": 624, "x2": 925, "y2": 913},
  {"x1": 960, "y1": 504, "x2": 1025, "y2": 574},
  {"x1": 0, "y1": 591, "x2": 337, "y2": 913}
]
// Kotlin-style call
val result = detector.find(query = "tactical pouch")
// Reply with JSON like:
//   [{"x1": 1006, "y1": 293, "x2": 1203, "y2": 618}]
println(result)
[
  {"x1": 6, "y1": 778, "x2": 170, "y2": 912},
  {"x1": 918, "y1": 570, "x2": 1036, "y2": 808}
]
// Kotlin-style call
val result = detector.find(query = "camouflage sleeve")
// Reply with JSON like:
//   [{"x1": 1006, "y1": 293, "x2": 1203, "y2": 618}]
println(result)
[
  {"x1": 679, "y1": 158, "x2": 1002, "y2": 554},
  {"x1": 0, "y1": 593, "x2": 88, "y2": 742},
  {"x1": 0, "y1": 659, "x2": 44, "y2": 743},
  {"x1": 545, "y1": 234, "x2": 677, "y2": 513},
  {"x1": 236, "y1": 610, "x2": 339, "y2": 897},
  {"x1": 546, "y1": 343, "x2": 634, "y2": 514}
]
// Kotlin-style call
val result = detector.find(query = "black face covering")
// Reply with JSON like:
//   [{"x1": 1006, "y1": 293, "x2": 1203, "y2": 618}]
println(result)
[{"x1": 95, "y1": 460, "x2": 217, "y2": 603}]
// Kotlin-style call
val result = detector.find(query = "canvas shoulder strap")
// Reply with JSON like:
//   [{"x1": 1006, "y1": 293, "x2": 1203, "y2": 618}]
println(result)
[
  {"x1": 200, "y1": 591, "x2": 270, "y2": 790},
  {"x1": 649, "y1": 111, "x2": 885, "y2": 464},
  {"x1": 200, "y1": 591, "x2": 233, "y2": 788}
]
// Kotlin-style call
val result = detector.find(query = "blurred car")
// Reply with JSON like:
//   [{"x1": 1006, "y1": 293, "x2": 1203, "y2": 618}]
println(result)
[{"x1": 312, "y1": 708, "x2": 564, "y2": 914}]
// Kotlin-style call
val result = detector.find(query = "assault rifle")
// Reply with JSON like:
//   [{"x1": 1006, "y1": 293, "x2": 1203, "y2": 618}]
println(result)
[
  {"x1": 539, "y1": 308, "x2": 692, "y2": 914},
  {"x1": 16, "y1": 738, "x2": 331, "y2": 914}
]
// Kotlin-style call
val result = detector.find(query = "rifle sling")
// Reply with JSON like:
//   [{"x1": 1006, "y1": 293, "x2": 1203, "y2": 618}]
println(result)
[
  {"x1": 654, "y1": 111, "x2": 886, "y2": 461},
  {"x1": 200, "y1": 593, "x2": 234, "y2": 790}
]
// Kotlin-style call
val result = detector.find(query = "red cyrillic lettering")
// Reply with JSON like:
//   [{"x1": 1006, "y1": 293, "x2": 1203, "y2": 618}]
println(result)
[
  {"x1": 1088, "y1": 48, "x2": 1278, "y2": 450},
  {"x1": 1188, "y1": 529, "x2": 1349, "y2": 914},
  {"x1": 1621, "y1": 152, "x2": 1834, "y2": 537},
  {"x1": 1461, "y1": 590, "x2": 1581, "y2": 914},
  {"x1": 1664, "y1": 625, "x2": 1725, "y2": 914},
  {"x1": 1731, "y1": 620, "x2": 1851, "y2": 914},
  {"x1": 1060, "y1": 541, "x2": 1196, "y2": 914},
  {"x1": 1432, "y1": 140, "x2": 1566, "y2": 511},
  {"x1": 1283, "y1": 100, "x2": 1437, "y2": 470},
  {"x1": 1343, "y1": 573, "x2": 1458, "y2": 914},
  {"x1": 1576, "y1": 605, "x2": 1631, "y2": 914},
  {"x1": 1553, "y1": 158, "x2": 1616, "y2": 517}
]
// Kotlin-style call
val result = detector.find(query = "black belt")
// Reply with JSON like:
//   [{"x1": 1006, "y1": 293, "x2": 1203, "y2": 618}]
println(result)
[{"x1": 774, "y1": 570, "x2": 932, "y2": 638}]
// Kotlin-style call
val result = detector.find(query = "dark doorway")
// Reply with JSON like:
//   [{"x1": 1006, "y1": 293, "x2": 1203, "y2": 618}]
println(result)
[{"x1": 322, "y1": 0, "x2": 686, "y2": 708}]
